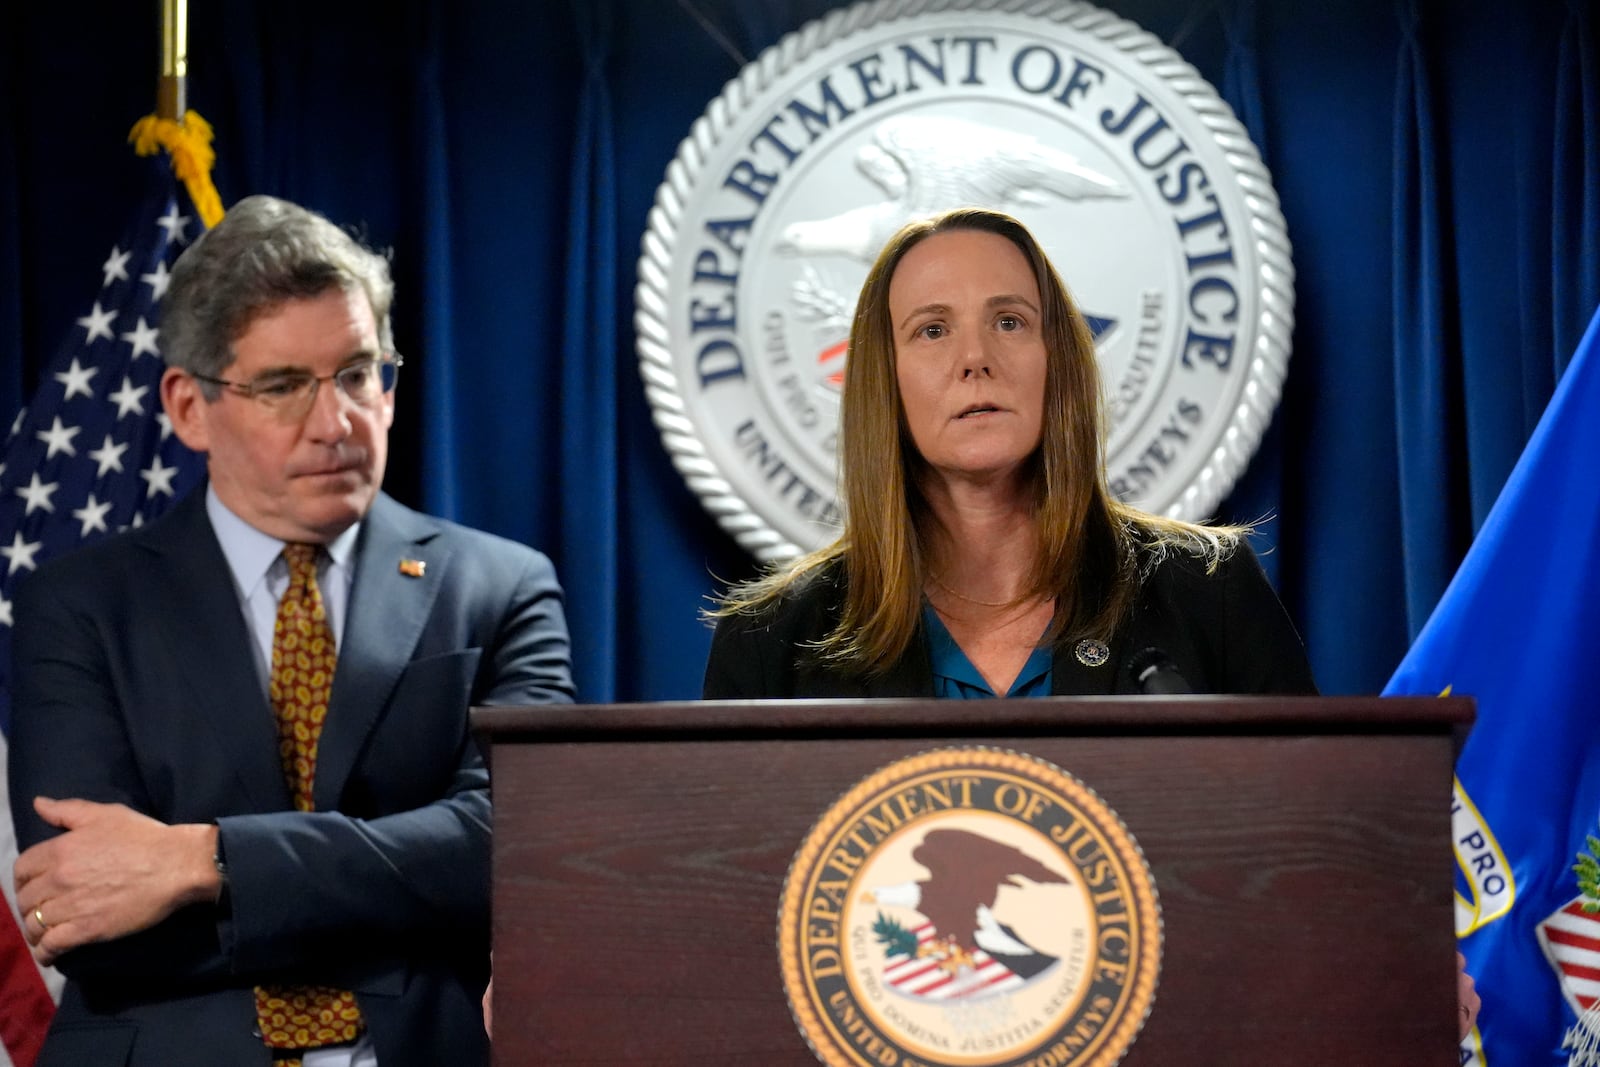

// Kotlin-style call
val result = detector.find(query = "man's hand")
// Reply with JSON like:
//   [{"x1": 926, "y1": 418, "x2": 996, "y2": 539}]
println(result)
[
  {"x1": 483, "y1": 949, "x2": 494, "y2": 1038},
  {"x1": 1457, "y1": 950, "x2": 1481, "y2": 1040},
  {"x1": 13, "y1": 797, "x2": 220, "y2": 966}
]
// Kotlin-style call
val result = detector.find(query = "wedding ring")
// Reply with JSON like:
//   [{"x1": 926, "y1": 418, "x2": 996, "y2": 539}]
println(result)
[{"x1": 33, "y1": 907, "x2": 48, "y2": 932}]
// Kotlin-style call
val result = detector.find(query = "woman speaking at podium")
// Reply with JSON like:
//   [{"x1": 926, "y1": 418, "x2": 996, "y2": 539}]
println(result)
[{"x1": 702, "y1": 208, "x2": 1316, "y2": 701}]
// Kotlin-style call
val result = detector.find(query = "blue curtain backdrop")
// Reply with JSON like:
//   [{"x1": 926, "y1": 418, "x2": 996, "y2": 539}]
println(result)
[{"x1": 3, "y1": 0, "x2": 1595, "y2": 702}]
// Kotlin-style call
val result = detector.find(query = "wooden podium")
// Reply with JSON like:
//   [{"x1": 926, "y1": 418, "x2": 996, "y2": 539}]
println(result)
[{"x1": 474, "y1": 696, "x2": 1470, "y2": 1066}]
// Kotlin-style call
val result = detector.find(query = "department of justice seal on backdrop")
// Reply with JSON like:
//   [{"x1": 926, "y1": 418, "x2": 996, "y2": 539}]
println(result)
[
  {"x1": 637, "y1": 0, "x2": 1294, "y2": 560},
  {"x1": 778, "y1": 748, "x2": 1160, "y2": 1067}
]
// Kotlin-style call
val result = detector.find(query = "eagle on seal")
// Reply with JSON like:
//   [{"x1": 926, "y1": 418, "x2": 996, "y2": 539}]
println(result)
[
  {"x1": 867, "y1": 827, "x2": 1070, "y2": 980},
  {"x1": 777, "y1": 114, "x2": 1128, "y2": 262}
]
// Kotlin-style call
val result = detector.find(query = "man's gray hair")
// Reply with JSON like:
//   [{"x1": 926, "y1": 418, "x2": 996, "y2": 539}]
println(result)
[{"x1": 163, "y1": 195, "x2": 395, "y2": 392}]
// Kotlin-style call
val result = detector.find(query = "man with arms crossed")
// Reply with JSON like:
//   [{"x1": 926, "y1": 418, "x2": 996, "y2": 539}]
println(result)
[{"x1": 9, "y1": 195, "x2": 573, "y2": 1066}]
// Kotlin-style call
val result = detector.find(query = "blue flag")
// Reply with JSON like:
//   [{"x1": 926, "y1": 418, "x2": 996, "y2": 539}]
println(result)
[
  {"x1": 0, "y1": 152, "x2": 208, "y2": 1066},
  {"x1": 1386, "y1": 304, "x2": 1600, "y2": 1065}
]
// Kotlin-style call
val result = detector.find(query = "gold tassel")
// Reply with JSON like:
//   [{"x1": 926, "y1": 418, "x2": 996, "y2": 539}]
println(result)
[{"x1": 128, "y1": 110, "x2": 225, "y2": 228}]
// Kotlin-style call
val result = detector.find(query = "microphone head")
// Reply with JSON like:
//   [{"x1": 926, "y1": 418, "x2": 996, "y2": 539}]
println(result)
[{"x1": 1128, "y1": 647, "x2": 1193, "y2": 695}]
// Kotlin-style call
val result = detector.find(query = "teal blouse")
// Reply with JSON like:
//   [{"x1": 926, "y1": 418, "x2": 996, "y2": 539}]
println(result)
[{"x1": 922, "y1": 604, "x2": 1053, "y2": 698}]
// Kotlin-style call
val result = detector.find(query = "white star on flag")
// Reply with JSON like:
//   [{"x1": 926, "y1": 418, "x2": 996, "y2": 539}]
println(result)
[
  {"x1": 77, "y1": 301, "x2": 118, "y2": 344},
  {"x1": 54, "y1": 357, "x2": 99, "y2": 400},
  {"x1": 87, "y1": 433, "x2": 129, "y2": 476},
  {"x1": 101, "y1": 245, "x2": 132, "y2": 287},
  {"x1": 1, "y1": 532, "x2": 43, "y2": 576},
  {"x1": 108, "y1": 376, "x2": 150, "y2": 418},
  {"x1": 72, "y1": 494, "x2": 114, "y2": 537},
  {"x1": 35, "y1": 417, "x2": 81, "y2": 459},
  {"x1": 140, "y1": 457, "x2": 179, "y2": 498},
  {"x1": 156, "y1": 204, "x2": 190, "y2": 243},
  {"x1": 0, "y1": 594, "x2": 11, "y2": 629},
  {"x1": 141, "y1": 259, "x2": 172, "y2": 301},
  {"x1": 156, "y1": 413, "x2": 174, "y2": 440},
  {"x1": 14, "y1": 474, "x2": 59, "y2": 515},
  {"x1": 121, "y1": 317, "x2": 161, "y2": 360}
]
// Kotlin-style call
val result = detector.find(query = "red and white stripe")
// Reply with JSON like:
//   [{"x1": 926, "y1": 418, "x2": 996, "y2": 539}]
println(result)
[
  {"x1": 881, "y1": 923, "x2": 1026, "y2": 1001},
  {"x1": 1539, "y1": 896, "x2": 1600, "y2": 1015}
]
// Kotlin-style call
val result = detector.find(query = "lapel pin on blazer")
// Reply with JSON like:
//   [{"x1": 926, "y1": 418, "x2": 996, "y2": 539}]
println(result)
[
  {"x1": 398, "y1": 558, "x2": 426, "y2": 578},
  {"x1": 1074, "y1": 638, "x2": 1110, "y2": 667}
]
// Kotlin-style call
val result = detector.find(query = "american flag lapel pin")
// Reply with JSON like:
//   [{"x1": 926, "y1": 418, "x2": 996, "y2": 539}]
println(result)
[{"x1": 398, "y1": 558, "x2": 426, "y2": 578}]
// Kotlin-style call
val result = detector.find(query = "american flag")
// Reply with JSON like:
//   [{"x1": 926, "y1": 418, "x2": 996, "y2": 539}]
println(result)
[
  {"x1": 0, "y1": 154, "x2": 207, "y2": 1067},
  {"x1": 882, "y1": 922, "x2": 1028, "y2": 1001}
]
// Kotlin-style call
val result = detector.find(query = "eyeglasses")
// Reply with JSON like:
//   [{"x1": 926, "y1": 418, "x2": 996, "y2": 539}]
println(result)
[{"x1": 193, "y1": 355, "x2": 404, "y2": 421}]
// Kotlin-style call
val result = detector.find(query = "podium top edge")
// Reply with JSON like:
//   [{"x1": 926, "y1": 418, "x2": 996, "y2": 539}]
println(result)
[{"x1": 471, "y1": 695, "x2": 1474, "y2": 741}]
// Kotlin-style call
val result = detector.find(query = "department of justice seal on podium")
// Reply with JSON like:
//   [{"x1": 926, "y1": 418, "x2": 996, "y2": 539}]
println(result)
[
  {"x1": 778, "y1": 748, "x2": 1161, "y2": 1067},
  {"x1": 637, "y1": 0, "x2": 1294, "y2": 560}
]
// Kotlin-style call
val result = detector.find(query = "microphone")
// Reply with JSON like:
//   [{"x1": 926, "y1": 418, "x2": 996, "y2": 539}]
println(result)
[{"x1": 1128, "y1": 647, "x2": 1192, "y2": 695}]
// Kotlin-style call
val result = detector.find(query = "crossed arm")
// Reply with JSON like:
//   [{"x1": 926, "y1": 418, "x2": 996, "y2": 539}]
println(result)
[
  {"x1": 8, "y1": 545, "x2": 571, "y2": 979},
  {"x1": 14, "y1": 798, "x2": 219, "y2": 966}
]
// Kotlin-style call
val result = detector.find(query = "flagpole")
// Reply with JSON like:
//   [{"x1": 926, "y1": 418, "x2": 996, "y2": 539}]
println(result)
[
  {"x1": 157, "y1": 0, "x2": 187, "y2": 122},
  {"x1": 135, "y1": 0, "x2": 222, "y2": 228}
]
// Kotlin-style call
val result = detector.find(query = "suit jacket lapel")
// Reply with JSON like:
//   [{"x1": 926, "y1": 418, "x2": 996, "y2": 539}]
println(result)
[
  {"x1": 143, "y1": 490, "x2": 290, "y2": 811},
  {"x1": 315, "y1": 495, "x2": 446, "y2": 811}
]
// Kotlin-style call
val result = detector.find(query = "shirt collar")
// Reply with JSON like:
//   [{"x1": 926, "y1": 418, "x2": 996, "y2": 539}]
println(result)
[{"x1": 206, "y1": 485, "x2": 362, "y2": 599}]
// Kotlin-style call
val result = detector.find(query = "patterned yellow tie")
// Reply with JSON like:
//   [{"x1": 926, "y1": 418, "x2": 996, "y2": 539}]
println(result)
[{"x1": 255, "y1": 543, "x2": 364, "y2": 1062}]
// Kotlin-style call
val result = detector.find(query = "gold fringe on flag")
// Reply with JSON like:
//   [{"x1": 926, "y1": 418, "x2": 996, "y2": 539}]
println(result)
[{"x1": 128, "y1": 110, "x2": 225, "y2": 228}]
